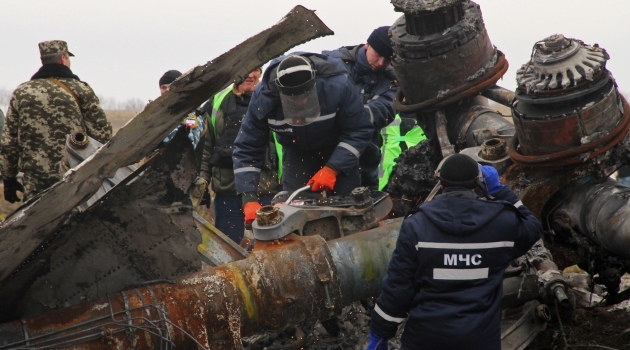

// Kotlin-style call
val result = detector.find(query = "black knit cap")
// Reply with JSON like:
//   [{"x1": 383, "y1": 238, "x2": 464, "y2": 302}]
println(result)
[
  {"x1": 159, "y1": 70, "x2": 182, "y2": 86},
  {"x1": 276, "y1": 56, "x2": 315, "y2": 96},
  {"x1": 438, "y1": 154, "x2": 480, "y2": 189},
  {"x1": 367, "y1": 26, "x2": 393, "y2": 59}
]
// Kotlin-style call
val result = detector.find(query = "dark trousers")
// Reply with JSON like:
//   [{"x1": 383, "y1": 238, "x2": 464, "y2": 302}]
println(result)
[
  {"x1": 214, "y1": 193, "x2": 274, "y2": 244},
  {"x1": 359, "y1": 143, "x2": 380, "y2": 190},
  {"x1": 282, "y1": 148, "x2": 360, "y2": 196}
]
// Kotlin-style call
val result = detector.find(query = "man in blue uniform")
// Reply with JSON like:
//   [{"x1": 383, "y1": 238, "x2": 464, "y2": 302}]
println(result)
[
  {"x1": 368, "y1": 154, "x2": 542, "y2": 350},
  {"x1": 233, "y1": 54, "x2": 373, "y2": 224},
  {"x1": 323, "y1": 26, "x2": 398, "y2": 189}
]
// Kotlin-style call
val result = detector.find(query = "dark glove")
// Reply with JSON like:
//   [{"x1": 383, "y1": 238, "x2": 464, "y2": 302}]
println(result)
[
  {"x1": 200, "y1": 190, "x2": 211, "y2": 208},
  {"x1": 3, "y1": 177, "x2": 24, "y2": 203},
  {"x1": 481, "y1": 165, "x2": 503, "y2": 195},
  {"x1": 366, "y1": 330, "x2": 388, "y2": 350}
]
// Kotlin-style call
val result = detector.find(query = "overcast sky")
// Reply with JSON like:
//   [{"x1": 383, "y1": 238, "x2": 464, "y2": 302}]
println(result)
[{"x1": 2, "y1": 0, "x2": 630, "y2": 108}]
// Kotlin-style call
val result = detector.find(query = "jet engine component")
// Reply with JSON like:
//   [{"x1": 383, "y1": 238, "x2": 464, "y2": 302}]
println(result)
[
  {"x1": 511, "y1": 35, "x2": 623, "y2": 159},
  {"x1": 516, "y1": 34, "x2": 608, "y2": 94},
  {"x1": 0, "y1": 129, "x2": 202, "y2": 322},
  {"x1": 252, "y1": 190, "x2": 390, "y2": 241},
  {"x1": 61, "y1": 131, "x2": 137, "y2": 211},
  {"x1": 390, "y1": 0, "x2": 507, "y2": 112},
  {"x1": 460, "y1": 137, "x2": 512, "y2": 174},
  {"x1": 0, "y1": 5, "x2": 334, "y2": 291},
  {"x1": 0, "y1": 221, "x2": 403, "y2": 350}
]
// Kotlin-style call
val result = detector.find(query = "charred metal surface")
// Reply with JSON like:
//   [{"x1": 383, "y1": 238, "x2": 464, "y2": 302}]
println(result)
[
  {"x1": 448, "y1": 96, "x2": 515, "y2": 150},
  {"x1": 383, "y1": 140, "x2": 439, "y2": 215},
  {"x1": 480, "y1": 138, "x2": 507, "y2": 160},
  {"x1": 481, "y1": 84, "x2": 515, "y2": 107},
  {"x1": 551, "y1": 178, "x2": 630, "y2": 260},
  {"x1": 0, "y1": 129, "x2": 201, "y2": 322},
  {"x1": 328, "y1": 219, "x2": 401, "y2": 306},
  {"x1": 402, "y1": 5, "x2": 464, "y2": 37},
  {"x1": 502, "y1": 275, "x2": 541, "y2": 310},
  {"x1": 62, "y1": 132, "x2": 137, "y2": 211},
  {"x1": 391, "y1": 0, "x2": 503, "y2": 111},
  {"x1": 435, "y1": 109, "x2": 455, "y2": 157},
  {"x1": 0, "y1": 222, "x2": 402, "y2": 350},
  {"x1": 513, "y1": 79, "x2": 622, "y2": 156},
  {"x1": 391, "y1": 0, "x2": 464, "y2": 14},
  {"x1": 256, "y1": 206, "x2": 282, "y2": 227},
  {"x1": 501, "y1": 301, "x2": 548, "y2": 350},
  {"x1": 516, "y1": 35, "x2": 609, "y2": 95},
  {"x1": 253, "y1": 195, "x2": 380, "y2": 241},
  {"x1": 502, "y1": 163, "x2": 599, "y2": 220},
  {"x1": 0, "y1": 5, "x2": 334, "y2": 287}
]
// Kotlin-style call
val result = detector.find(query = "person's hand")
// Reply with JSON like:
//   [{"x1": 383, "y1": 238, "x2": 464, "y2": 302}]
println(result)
[
  {"x1": 243, "y1": 201, "x2": 262, "y2": 225},
  {"x1": 366, "y1": 330, "x2": 388, "y2": 350},
  {"x1": 307, "y1": 166, "x2": 338, "y2": 192},
  {"x1": 3, "y1": 177, "x2": 24, "y2": 203},
  {"x1": 190, "y1": 178, "x2": 208, "y2": 207},
  {"x1": 200, "y1": 190, "x2": 211, "y2": 208},
  {"x1": 480, "y1": 165, "x2": 503, "y2": 195}
]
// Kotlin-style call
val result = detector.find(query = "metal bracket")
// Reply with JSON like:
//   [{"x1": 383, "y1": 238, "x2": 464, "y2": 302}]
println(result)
[{"x1": 435, "y1": 109, "x2": 456, "y2": 158}]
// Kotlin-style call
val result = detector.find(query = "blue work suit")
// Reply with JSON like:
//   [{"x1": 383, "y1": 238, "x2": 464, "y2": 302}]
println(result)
[
  {"x1": 233, "y1": 53, "x2": 373, "y2": 196},
  {"x1": 323, "y1": 45, "x2": 398, "y2": 189},
  {"x1": 370, "y1": 187, "x2": 542, "y2": 350}
]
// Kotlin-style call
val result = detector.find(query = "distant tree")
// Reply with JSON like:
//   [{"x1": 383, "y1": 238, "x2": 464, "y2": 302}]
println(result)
[
  {"x1": 122, "y1": 98, "x2": 145, "y2": 110},
  {"x1": 97, "y1": 95, "x2": 119, "y2": 110},
  {"x1": 97, "y1": 95, "x2": 145, "y2": 110}
]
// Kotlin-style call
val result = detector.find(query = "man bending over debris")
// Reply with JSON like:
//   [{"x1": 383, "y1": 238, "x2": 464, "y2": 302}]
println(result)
[
  {"x1": 233, "y1": 53, "x2": 373, "y2": 225},
  {"x1": 322, "y1": 26, "x2": 398, "y2": 190},
  {"x1": 368, "y1": 154, "x2": 542, "y2": 350},
  {"x1": 0, "y1": 40, "x2": 112, "y2": 202}
]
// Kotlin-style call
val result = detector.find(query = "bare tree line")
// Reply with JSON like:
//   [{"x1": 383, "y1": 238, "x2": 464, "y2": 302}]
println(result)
[{"x1": 0, "y1": 87, "x2": 144, "y2": 111}]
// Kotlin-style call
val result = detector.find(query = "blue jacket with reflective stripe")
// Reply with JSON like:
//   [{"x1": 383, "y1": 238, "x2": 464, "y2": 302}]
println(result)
[
  {"x1": 233, "y1": 53, "x2": 374, "y2": 195},
  {"x1": 322, "y1": 45, "x2": 397, "y2": 133},
  {"x1": 370, "y1": 186, "x2": 542, "y2": 350}
]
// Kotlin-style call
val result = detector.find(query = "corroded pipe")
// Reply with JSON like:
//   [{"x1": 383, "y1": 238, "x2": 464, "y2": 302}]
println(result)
[
  {"x1": 481, "y1": 84, "x2": 515, "y2": 107},
  {"x1": 0, "y1": 220, "x2": 403, "y2": 349},
  {"x1": 551, "y1": 177, "x2": 630, "y2": 259}
]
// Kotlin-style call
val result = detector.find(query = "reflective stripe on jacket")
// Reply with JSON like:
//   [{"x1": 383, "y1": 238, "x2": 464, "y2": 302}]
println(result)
[{"x1": 378, "y1": 114, "x2": 426, "y2": 190}]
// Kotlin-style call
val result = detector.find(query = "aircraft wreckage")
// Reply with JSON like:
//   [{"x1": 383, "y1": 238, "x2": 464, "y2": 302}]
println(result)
[{"x1": 1, "y1": 1, "x2": 630, "y2": 349}]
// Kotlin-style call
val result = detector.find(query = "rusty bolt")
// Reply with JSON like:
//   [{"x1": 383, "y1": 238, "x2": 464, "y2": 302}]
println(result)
[
  {"x1": 351, "y1": 187, "x2": 373, "y2": 209},
  {"x1": 256, "y1": 205, "x2": 281, "y2": 227},
  {"x1": 480, "y1": 138, "x2": 507, "y2": 161},
  {"x1": 535, "y1": 304, "x2": 552, "y2": 322},
  {"x1": 69, "y1": 131, "x2": 90, "y2": 150}
]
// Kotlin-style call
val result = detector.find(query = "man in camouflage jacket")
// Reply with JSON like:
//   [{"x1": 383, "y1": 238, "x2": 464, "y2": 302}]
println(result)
[{"x1": 0, "y1": 40, "x2": 112, "y2": 202}]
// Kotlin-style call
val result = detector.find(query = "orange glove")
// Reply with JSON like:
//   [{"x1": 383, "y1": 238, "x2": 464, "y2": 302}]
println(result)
[
  {"x1": 307, "y1": 166, "x2": 338, "y2": 192},
  {"x1": 243, "y1": 201, "x2": 262, "y2": 225}
]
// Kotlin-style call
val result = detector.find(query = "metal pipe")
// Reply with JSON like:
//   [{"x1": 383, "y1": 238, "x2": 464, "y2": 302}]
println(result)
[
  {"x1": 553, "y1": 285, "x2": 570, "y2": 308},
  {"x1": 481, "y1": 84, "x2": 515, "y2": 107},
  {"x1": 551, "y1": 177, "x2": 630, "y2": 259},
  {"x1": 0, "y1": 220, "x2": 403, "y2": 349},
  {"x1": 328, "y1": 219, "x2": 402, "y2": 305}
]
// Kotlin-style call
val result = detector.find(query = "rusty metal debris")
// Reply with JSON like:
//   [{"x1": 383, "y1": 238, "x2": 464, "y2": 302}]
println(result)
[
  {"x1": 0, "y1": 5, "x2": 334, "y2": 289},
  {"x1": 252, "y1": 189, "x2": 387, "y2": 241},
  {"x1": 0, "y1": 221, "x2": 402, "y2": 350},
  {"x1": 0, "y1": 129, "x2": 202, "y2": 322}
]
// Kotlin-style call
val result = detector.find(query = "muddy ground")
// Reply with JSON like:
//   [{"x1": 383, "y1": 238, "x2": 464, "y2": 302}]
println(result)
[{"x1": 244, "y1": 290, "x2": 630, "y2": 350}]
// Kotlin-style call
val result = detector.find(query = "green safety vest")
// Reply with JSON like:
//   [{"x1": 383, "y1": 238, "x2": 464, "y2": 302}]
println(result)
[
  {"x1": 378, "y1": 114, "x2": 427, "y2": 191},
  {"x1": 210, "y1": 87, "x2": 283, "y2": 179}
]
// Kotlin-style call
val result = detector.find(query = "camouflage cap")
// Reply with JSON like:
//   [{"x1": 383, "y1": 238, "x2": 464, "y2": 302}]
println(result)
[{"x1": 38, "y1": 40, "x2": 75, "y2": 57}]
